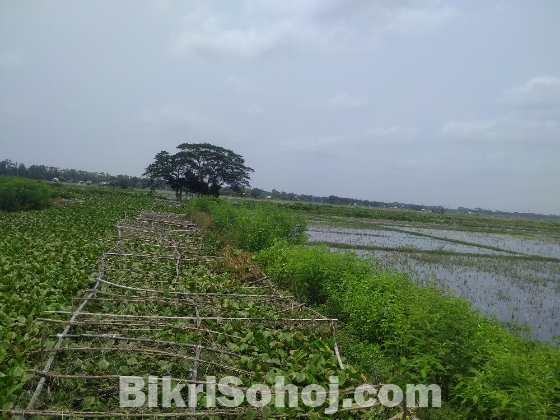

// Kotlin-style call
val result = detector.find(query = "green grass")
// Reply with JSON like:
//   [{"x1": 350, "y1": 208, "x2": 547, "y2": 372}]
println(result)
[
  {"x1": 5, "y1": 190, "x2": 559, "y2": 419},
  {"x1": 307, "y1": 213, "x2": 560, "y2": 242},
  {"x1": 229, "y1": 197, "x2": 560, "y2": 233},
  {"x1": 308, "y1": 240, "x2": 560, "y2": 262}
]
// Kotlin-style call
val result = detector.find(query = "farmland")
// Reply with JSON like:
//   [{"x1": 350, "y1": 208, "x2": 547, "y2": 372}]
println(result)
[
  {"x1": 0, "y1": 188, "x2": 382, "y2": 419},
  {"x1": 305, "y1": 212, "x2": 560, "y2": 341},
  {"x1": 2, "y1": 189, "x2": 560, "y2": 419}
]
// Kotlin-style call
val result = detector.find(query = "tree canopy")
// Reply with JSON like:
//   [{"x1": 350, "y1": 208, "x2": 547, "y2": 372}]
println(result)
[{"x1": 143, "y1": 143, "x2": 254, "y2": 199}]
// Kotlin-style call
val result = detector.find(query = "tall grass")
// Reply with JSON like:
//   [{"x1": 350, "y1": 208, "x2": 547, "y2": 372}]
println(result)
[
  {"x1": 0, "y1": 176, "x2": 51, "y2": 212},
  {"x1": 184, "y1": 196, "x2": 307, "y2": 252}
]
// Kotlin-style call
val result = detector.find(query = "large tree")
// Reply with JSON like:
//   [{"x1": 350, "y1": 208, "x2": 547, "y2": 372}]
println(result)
[
  {"x1": 144, "y1": 143, "x2": 254, "y2": 199},
  {"x1": 143, "y1": 151, "x2": 190, "y2": 200}
]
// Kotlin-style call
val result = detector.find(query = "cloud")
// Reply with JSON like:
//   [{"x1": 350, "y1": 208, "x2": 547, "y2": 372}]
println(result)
[
  {"x1": 0, "y1": 50, "x2": 23, "y2": 67},
  {"x1": 326, "y1": 93, "x2": 367, "y2": 109},
  {"x1": 282, "y1": 134, "x2": 348, "y2": 156},
  {"x1": 142, "y1": 105, "x2": 204, "y2": 126},
  {"x1": 168, "y1": 1, "x2": 457, "y2": 59},
  {"x1": 376, "y1": 4, "x2": 458, "y2": 35},
  {"x1": 282, "y1": 125, "x2": 416, "y2": 156},
  {"x1": 227, "y1": 75, "x2": 256, "y2": 93},
  {"x1": 245, "y1": 105, "x2": 264, "y2": 115},
  {"x1": 363, "y1": 125, "x2": 417, "y2": 145},
  {"x1": 297, "y1": 93, "x2": 367, "y2": 110},
  {"x1": 441, "y1": 119, "x2": 497, "y2": 139},
  {"x1": 440, "y1": 76, "x2": 560, "y2": 149},
  {"x1": 508, "y1": 75, "x2": 560, "y2": 93},
  {"x1": 502, "y1": 75, "x2": 560, "y2": 118}
]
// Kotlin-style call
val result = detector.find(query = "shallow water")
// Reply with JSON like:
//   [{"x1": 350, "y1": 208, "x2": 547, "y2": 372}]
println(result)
[
  {"x1": 347, "y1": 249, "x2": 560, "y2": 341},
  {"x1": 387, "y1": 225, "x2": 560, "y2": 259},
  {"x1": 308, "y1": 223, "x2": 560, "y2": 341},
  {"x1": 308, "y1": 225, "x2": 511, "y2": 255}
]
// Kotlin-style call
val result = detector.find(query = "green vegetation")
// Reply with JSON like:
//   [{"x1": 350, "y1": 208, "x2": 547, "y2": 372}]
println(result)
[
  {"x1": 310, "y1": 240, "x2": 560, "y2": 263},
  {"x1": 0, "y1": 176, "x2": 51, "y2": 212},
  {"x1": 144, "y1": 143, "x2": 254, "y2": 199},
  {"x1": 2, "y1": 187, "x2": 376, "y2": 418},
  {"x1": 3, "y1": 187, "x2": 559, "y2": 418},
  {"x1": 195, "y1": 198, "x2": 560, "y2": 419},
  {"x1": 185, "y1": 196, "x2": 307, "y2": 252},
  {"x1": 0, "y1": 187, "x2": 156, "y2": 410},
  {"x1": 256, "y1": 243, "x2": 560, "y2": 419},
  {"x1": 226, "y1": 198, "x2": 560, "y2": 233},
  {"x1": 306, "y1": 214, "x2": 560, "y2": 244},
  {"x1": 0, "y1": 158, "x2": 151, "y2": 189}
]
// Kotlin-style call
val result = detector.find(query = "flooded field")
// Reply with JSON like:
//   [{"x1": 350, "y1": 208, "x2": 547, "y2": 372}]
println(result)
[
  {"x1": 308, "y1": 225, "x2": 512, "y2": 255},
  {"x1": 308, "y1": 219, "x2": 560, "y2": 341},
  {"x1": 391, "y1": 225, "x2": 560, "y2": 259}
]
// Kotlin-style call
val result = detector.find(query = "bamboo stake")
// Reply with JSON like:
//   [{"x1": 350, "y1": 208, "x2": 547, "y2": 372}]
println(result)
[
  {"x1": 334, "y1": 343, "x2": 345, "y2": 370},
  {"x1": 44, "y1": 311, "x2": 338, "y2": 322},
  {"x1": 104, "y1": 252, "x2": 179, "y2": 260},
  {"x1": 4, "y1": 409, "x2": 245, "y2": 418},
  {"x1": 29, "y1": 371, "x2": 249, "y2": 388}
]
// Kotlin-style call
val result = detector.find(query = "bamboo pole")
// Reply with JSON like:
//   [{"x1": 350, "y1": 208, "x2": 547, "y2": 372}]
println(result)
[{"x1": 44, "y1": 311, "x2": 338, "y2": 322}]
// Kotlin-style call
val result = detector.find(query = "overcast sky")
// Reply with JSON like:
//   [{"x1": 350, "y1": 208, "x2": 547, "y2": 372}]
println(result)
[{"x1": 1, "y1": 1, "x2": 559, "y2": 214}]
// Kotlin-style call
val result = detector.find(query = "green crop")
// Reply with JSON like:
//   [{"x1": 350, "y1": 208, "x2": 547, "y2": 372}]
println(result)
[
  {"x1": 0, "y1": 187, "x2": 156, "y2": 409},
  {"x1": 1, "y1": 189, "x2": 379, "y2": 418}
]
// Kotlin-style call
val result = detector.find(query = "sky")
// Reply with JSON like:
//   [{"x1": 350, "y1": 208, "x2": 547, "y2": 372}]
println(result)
[{"x1": 1, "y1": 1, "x2": 559, "y2": 214}]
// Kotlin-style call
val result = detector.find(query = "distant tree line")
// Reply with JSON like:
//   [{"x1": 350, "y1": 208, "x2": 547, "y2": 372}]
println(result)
[
  {"x1": 221, "y1": 187, "x2": 395, "y2": 208},
  {"x1": 222, "y1": 187, "x2": 557, "y2": 218},
  {"x1": 0, "y1": 159, "x2": 150, "y2": 189}
]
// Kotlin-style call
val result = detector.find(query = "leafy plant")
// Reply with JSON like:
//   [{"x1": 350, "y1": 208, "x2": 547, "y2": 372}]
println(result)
[
  {"x1": 185, "y1": 197, "x2": 307, "y2": 252},
  {"x1": 256, "y1": 243, "x2": 560, "y2": 419},
  {"x1": 0, "y1": 176, "x2": 51, "y2": 212}
]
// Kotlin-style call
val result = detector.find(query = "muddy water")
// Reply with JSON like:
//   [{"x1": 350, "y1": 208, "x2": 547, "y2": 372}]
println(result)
[
  {"x1": 349, "y1": 249, "x2": 560, "y2": 341},
  {"x1": 309, "y1": 223, "x2": 560, "y2": 341},
  {"x1": 389, "y1": 225, "x2": 560, "y2": 259},
  {"x1": 307, "y1": 225, "x2": 511, "y2": 255}
]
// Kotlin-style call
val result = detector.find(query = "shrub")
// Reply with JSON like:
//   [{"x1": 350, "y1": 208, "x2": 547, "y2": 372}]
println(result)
[
  {"x1": 0, "y1": 176, "x2": 51, "y2": 212},
  {"x1": 184, "y1": 197, "x2": 307, "y2": 252},
  {"x1": 256, "y1": 243, "x2": 560, "y2": 419}
]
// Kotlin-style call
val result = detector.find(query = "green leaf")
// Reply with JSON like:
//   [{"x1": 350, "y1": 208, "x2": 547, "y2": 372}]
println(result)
[
  {"x1": 11, "y1": 366, "x2": 24, "y2": 377},
  {"x1": 98, "y1": 359, "x2": 110, "y2": 370},
  {"x1": 82, "y1": 396, "x2": 96, "y2": 408},
  {"x1": 261, "y1": 406, "x2": 272, "y2": 418},
  {"x1": 246, "y1": 408, "x2": 255, "y2": 420}
]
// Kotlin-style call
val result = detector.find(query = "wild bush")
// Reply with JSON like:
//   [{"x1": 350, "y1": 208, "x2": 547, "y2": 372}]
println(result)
[
  {"x1": 0, "y1": 176, "x2": 51, "y2": 212},
  {"x1": 184, "y1": 197, "x2": 307, "y2": 252},
  {"x1": 256, "y1": 243, "x2": 560, "y2": 419}
]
